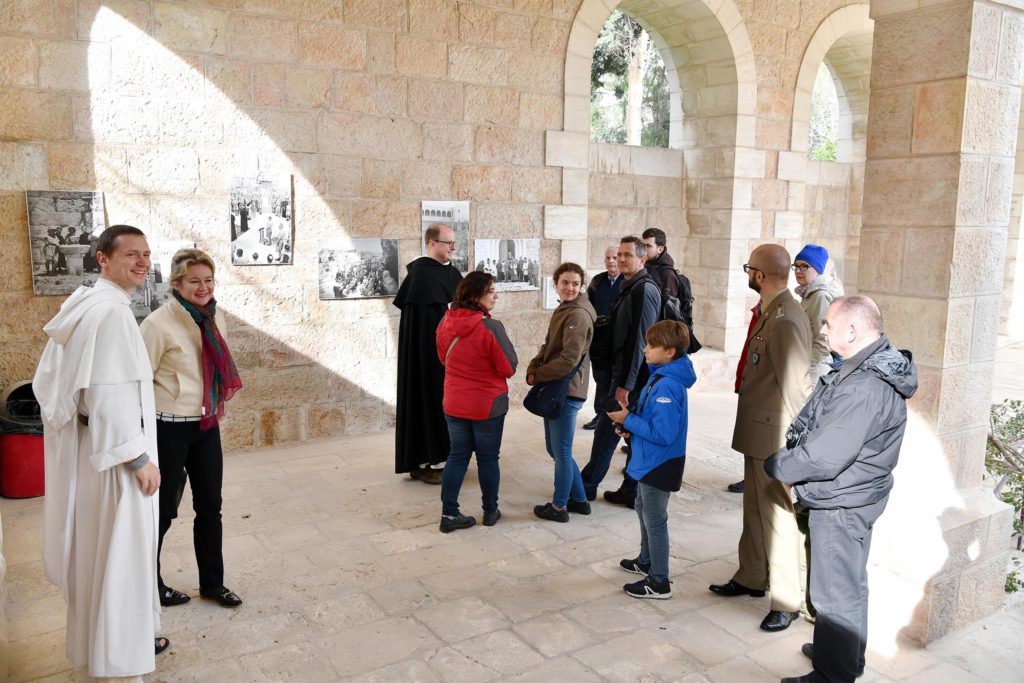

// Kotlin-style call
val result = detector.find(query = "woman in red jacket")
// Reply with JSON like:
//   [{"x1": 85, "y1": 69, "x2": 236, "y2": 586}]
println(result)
[{"x1": 435, "y1": 272, "x2": 518, "y2": 533}]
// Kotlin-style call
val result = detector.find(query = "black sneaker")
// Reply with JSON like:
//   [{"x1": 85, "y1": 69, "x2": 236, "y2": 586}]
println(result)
[
  {"x1": 439, "y1": 514, "x2": 476, "y2": 533},
  {"x1": 603, "y1": 489, "x2": 635, "y2": 508},
  {"x1": 624, "y1": 575, "x2": 672, "y2": 599},
  {"x1": 533, "y1": 502, "x2": 569, "y2": 523},
  {"x1": 619, "y1": 557, "x2": 651, "y2": 575},
  {"x1": 483, "y1": 509, "x2": 501, "y2": 526},
  {"x1": 566, "y1": 499, "x2": 591, "y2": 515}
]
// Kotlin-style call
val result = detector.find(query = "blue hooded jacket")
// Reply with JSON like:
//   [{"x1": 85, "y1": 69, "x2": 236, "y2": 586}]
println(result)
[{"x1": 623, "y1": 354, "x2": 697, "y2": 488}]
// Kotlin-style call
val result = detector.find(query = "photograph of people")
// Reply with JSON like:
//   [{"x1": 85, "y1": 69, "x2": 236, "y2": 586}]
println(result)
[{"x1": 139, "y1": 248, "x2": 244, "y2": 609}]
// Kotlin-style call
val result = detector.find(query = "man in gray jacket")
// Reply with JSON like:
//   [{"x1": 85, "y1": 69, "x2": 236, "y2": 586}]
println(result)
[{"x1": 765, "y1": 295, "x2": 918, "y2": 683}]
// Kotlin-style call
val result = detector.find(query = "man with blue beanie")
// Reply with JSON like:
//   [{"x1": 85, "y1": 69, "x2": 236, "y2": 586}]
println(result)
[{"x1": 608, "y1": 320, "x2": 696, "y2": 598}]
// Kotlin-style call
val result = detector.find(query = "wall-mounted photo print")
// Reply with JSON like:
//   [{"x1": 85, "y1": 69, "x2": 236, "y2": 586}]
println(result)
[
  {"x1": 230, "y1": 174, "x2": 293, "y2": 265},
  {"x1": 131, "y1": 241, "x2": 196, "y2": 322},
  {"x1": 318, "y1": 239, "x2": 400, "y2": 300},
  {"x1": 473, "y1": 239, "x2": 541, "y2": 292},
  {"x1": 27, "y1": 190, "x2": 106, "y2": 296},
  {"x1": 543, "y1": 276, "x2": 559, "y2": 310},
  {"x1": 421, "y1": 200, "x2": 469, "y2": 274}
]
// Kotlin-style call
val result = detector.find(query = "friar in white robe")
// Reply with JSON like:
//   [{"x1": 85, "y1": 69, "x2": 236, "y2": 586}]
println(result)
[{"x1": 34, "y1": 235, "x2": 163, "y2": 678}]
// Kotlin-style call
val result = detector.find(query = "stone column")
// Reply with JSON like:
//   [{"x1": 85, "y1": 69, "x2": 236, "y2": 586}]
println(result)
[{"x1": 860, "y1": 0, "x2": 1023, "y2": 642}]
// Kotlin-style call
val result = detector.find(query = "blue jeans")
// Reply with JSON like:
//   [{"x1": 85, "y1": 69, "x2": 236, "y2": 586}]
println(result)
[
  {"x1": 635, "y1": 482, "x2": 672, "y2": 583},
  {"x1": 543, "y1": 398, "x2": 587, "y2": 508},
  {"x1": 441, "y1": 414, "x2": 505, "y2": 516}
]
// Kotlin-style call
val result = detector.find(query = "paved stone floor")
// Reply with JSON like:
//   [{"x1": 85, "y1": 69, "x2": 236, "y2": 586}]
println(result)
[{"x1": 3, "y1": 343, "x2": 1023, "y2": 682}]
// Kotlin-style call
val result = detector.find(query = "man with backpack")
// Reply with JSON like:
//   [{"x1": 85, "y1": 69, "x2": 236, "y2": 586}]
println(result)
[
  {"x1": 580, "y1": 236, "x2": 661, "y2": 508},
  {"x1": 642, "y1": 228, "x2": 700, "y2": 353}
]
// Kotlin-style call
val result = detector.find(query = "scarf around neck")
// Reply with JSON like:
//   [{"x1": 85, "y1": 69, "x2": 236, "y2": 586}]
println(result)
[{"x1": 173, "y1": 290, "x2": 242, "y2": 430}]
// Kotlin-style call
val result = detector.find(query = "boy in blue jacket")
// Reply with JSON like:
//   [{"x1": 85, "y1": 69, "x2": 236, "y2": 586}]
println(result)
[{"x1": 608, "y1": 320, "x2": 697, "y2": 598}]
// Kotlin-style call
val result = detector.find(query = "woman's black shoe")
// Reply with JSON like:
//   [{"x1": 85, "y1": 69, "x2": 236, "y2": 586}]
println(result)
[
  {"x1": 534, "y1": 502, "x2": 569, "y2": 522},
  {"x1": 155, "y1": 637, "x2": 170, "y2": 655},
  {"x1": 200, "y1": 586, "x2": 243, "y2": 607}
]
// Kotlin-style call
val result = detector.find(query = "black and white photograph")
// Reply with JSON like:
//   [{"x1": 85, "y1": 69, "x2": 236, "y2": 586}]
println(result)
[
  {"x1": 473, "y1": 238, "x2": 541, "y2": 292},
  {"x1": 318, "y1": 239, "x2": 400, "y2": 300},
  {"x1": 230, "y1": 174, "x2": 293, "y2": 265},
  {"x1": 543, "y1": 276, "x2": 559, "y2": 309},
  {"x1": 27, "y1": 190, "x2": 106, "y2": 296},
  {"x1": 421, "y1": 200, "x2": 470, "y2": 274},
  {"x1": 131, "y1": 240, "x2": 196, "y2": 322}
]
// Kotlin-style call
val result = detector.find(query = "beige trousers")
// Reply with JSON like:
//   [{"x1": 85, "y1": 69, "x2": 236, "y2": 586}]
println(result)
[{"x1": 731, "y1": 454, "x2": 805, "y2": 613}]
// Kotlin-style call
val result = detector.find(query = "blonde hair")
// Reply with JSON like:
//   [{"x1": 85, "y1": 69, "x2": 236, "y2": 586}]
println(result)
[{"x1": 169, "y1": 248, "x2": 216, "y2": 287}]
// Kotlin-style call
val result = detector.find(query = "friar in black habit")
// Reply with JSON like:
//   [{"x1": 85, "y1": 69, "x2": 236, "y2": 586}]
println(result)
[{"x1": 392, "y1": 223, "x2": 464, "y2": 484}]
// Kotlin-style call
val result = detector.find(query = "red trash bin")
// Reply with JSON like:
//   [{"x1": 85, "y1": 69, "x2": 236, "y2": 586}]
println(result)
[
  {"x1": 0, "y1": 381, "x2": 45, "y2": 499},
  {"x1": 0, "y1": 433, "x2": 45, "y2": 498}
]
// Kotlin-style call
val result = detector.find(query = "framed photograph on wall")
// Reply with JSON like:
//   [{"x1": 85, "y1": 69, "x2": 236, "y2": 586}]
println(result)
[
  {"x1": 26, "y1": 190, "x2": 106, "y2": 296},
  {"x1": 132, "y1": 240, "x2": 196, "y2": 322},
  {"x1": 318, "y1": 239, "x2": 400, "y2": 300},
  {"x1": 473, "y1": 239, "x2": 541, "y2": 292},
  {"x1": 229, "y1": 174, "x2": 293, "y2": 265},
  {"x1": 421, "y1": 200, "x2": 469, "y2": 274},
  {"x1": 543, "y1": 276, "x2": 559, "y2": 309}
]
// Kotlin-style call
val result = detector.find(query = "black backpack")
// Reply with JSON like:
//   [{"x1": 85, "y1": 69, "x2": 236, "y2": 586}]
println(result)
[{"x1": 652, "y1": 268, "x2": 701, "y2": 354}]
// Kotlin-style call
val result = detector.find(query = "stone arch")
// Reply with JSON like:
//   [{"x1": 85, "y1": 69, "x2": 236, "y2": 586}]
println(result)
[
  {"x1": 555, "y1": 0, "x2": 757, "y2": 351},
  {"x1": 786, "y1": 4, "x2": 873, "y2": 291},
  {"x1": 790, "y1": 4, "x2": 874, "y2": 161}
]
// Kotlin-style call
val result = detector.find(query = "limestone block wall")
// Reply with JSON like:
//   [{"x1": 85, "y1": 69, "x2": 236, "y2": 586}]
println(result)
[{"x1": 0, "y1": 0, "x2": 584, "y2": 450}]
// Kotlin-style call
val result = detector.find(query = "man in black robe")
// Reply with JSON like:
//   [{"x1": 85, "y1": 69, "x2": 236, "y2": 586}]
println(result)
[{"x1": 393, "y1": 223, "x2": 463, "y2": 484}]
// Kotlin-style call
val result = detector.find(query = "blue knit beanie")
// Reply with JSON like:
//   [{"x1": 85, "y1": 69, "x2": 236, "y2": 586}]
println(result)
[{"x1": 794, "y1": 244, "x2": 828, "y2": 275}]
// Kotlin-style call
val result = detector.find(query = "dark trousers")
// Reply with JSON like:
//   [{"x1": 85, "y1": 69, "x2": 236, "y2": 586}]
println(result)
[
  {"x1": 590, "y1": 365, "x2": 612, "y2": 415},
  {"x1": 808, "y1": 498, "x2": 886, "y2": 683},
  {"x1": 580, "y1": 383, "x2": 637, "y2": 498},
  {"x1": 441, "y1": 414, "x2": 505, "y2": 516},
  {"x1": 157, "y1": 420, "x2": 225, "y2": 593}
]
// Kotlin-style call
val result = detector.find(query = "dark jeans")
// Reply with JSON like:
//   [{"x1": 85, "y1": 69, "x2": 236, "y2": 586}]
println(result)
[
  {"x1": 157, "y1": 420, "x2": 225, "y2": 592},
  {"x1": 590, "y1": 365, "x2": 612, "y2": 415},
  {"x1": 580, "y1": 412, "x2": 637, "y2": 498},
  {"x1": 809, "y1": 498, "x2": 886, "y2": 682},
  {"x1": 441, "y1": 414, "x2": 505, "y2": 516}
]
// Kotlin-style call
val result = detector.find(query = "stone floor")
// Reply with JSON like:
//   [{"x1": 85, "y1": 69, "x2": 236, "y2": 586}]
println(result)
[{"x1": 2, "y1": 342, "x2": 1023, "y2": 682}]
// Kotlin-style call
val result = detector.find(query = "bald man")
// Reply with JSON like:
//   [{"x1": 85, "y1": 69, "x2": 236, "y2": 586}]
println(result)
[
  {"x1": 710, "y1": 244, "x2": 812, "y2": 632},
  {"x1": 767, "y1": 296, "x2": 917, "y2": 682}
]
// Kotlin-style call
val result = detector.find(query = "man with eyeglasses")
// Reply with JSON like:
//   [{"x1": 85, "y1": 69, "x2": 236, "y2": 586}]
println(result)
[
  {"x1": 709, "y1": 243, "x2": 812, "y2": 634},
  {"x1": 792, "y1": 244, "x2": 844, "y2": 384},
  {"x1": 393, "y1": 223, "x2": 463, "y2": 485}
]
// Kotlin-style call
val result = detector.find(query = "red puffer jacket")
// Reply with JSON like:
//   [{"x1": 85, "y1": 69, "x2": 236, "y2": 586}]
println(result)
[{"x1": 436, "y1": 308, "x2": 518, "y2": 420}]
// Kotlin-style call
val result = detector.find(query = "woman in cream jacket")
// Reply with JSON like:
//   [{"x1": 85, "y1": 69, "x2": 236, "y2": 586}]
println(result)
[{"x1": 140, "y1": 248, "x2": 243, "y2": 608}]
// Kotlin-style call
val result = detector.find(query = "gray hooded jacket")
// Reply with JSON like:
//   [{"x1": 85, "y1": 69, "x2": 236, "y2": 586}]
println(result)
[
  {"x1": 797, "y1": 274, "x2": 844, "y2": 383},
  {"x1": 764, "y1": 334, "x2": 918, "y2": 509}
]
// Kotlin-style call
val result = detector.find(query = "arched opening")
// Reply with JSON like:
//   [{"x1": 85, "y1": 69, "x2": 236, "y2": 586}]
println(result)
[
  {"x1": 808, "y1": 63, "x2": 839, "y2": 161},
  {"x1": 590, "y1": 10, "x2": 670, "y2": 148}
]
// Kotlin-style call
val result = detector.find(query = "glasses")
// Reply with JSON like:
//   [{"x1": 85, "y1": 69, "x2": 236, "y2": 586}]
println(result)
[
  {"x1": 742, "y1": 264, "x2": 762, "y2": 274},
  {"x1": 431, "y1": 240, "x2": 456, "y2": 248},
  {"x1": 792, "y1": 263, "x2": 811, "y2": 272}
]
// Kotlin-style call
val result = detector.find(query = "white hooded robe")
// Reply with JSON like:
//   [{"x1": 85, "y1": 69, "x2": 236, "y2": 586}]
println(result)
[{"x1": 33, "y1": 278, "x2": 161, "y2": 677}]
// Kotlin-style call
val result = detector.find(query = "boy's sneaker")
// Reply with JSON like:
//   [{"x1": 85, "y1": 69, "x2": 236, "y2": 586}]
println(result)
[
  {"x1": 619, "y1": 557, "x2": 651, "y2": 575},
  {"x1": 533, "y1": 502, "x2": 569, "y2": 523},
  {"x1": 623, "y1": 576, "x2": 672, "y2": 599},
  {"x1": 566, "y1": 499, "x2": 591, "y2": 515},
  {"x1": 439, "y1": 514, "x2": 476, "y2": 533}
]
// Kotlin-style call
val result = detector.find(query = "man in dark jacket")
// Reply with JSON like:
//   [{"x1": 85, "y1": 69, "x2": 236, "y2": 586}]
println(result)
[
  {"x1": 393, "y1": 224, "x2": 464, "y2": 484},
  {"x1": 766, "y1": 295, "x2": 918, "y2": 683},
  {"x1": 582, "y1": 246, "x2": 621, "y2": 429},
  {"x1": 580, "y1": 236, "x2": 661, "y2": 507}
]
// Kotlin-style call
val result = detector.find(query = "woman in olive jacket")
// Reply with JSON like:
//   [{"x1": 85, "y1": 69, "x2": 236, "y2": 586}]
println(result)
[{"x1": 527, "y1": 262, "x2": 597, "y2": 522}]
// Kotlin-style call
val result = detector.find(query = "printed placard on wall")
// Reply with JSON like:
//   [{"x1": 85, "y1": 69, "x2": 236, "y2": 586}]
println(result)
[
  {"x1": 27, "y1": 190, "x2": 106, "y2": 296},
  {"x1": 318, "y1": 239, "x2": 400, "y2": 300},
  {"x1": 133, "y1": 241, "x2": 196, "y2": 322},
  {"x1": 229, "y1": 174, "x2": 293, "y2": 265},
  {"x1": 543, "y1": 276, "x2": 559, "y2": 310},
  {"x1": 474, "y1": 239, "x2": 541, "y2": 292},
  {"x1": 421, "y1": 200, "x2": 469, "y2": 274}
]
